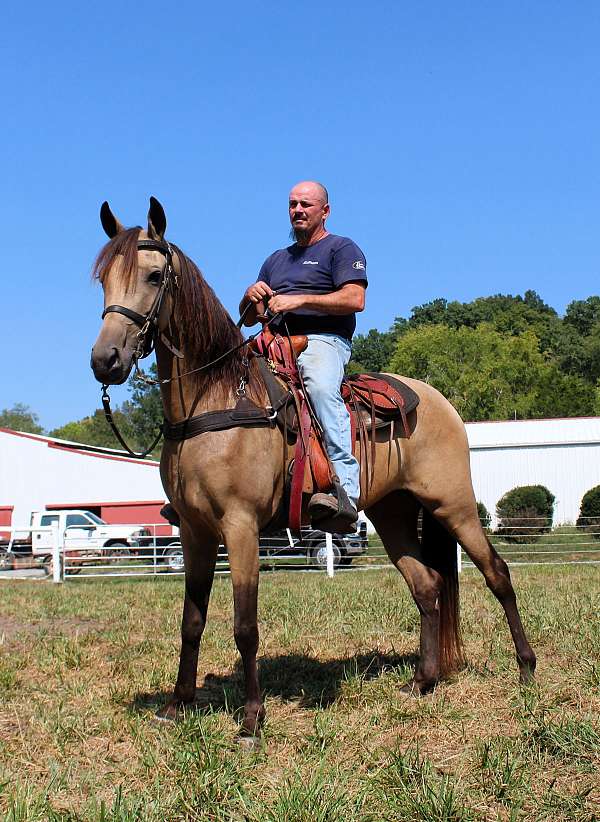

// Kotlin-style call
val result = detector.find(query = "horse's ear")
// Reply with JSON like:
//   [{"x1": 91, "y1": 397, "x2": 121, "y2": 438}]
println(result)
[
  {"x1": 100, "y1": 201, "x2": 125, "y2": 238},
  {"x1": 148, "y1": 196, "x2": 167, "y2": 241}
]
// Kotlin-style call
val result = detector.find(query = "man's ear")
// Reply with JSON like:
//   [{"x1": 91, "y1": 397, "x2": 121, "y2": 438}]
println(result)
[
  {"x1": 100, "y1": 201, "x2": 125, "y2": 238},
  {"x1": 148, "y1": 196, "x2": 167, "y2": 241}
]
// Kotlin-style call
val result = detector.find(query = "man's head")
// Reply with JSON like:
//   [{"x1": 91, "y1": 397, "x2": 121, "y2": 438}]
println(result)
[{"x1": 289, "y1": 181, "x2": 330, "y2": 245}]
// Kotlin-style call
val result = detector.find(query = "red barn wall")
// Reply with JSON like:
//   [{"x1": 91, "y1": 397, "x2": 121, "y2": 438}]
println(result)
[{"x1": 0, "y1": 505, "x2": 13, "y2": 539}]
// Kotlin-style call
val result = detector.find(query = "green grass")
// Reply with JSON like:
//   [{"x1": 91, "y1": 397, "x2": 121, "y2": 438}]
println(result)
[{"x1": 0, "y1": 566, "x2": 599, "y2": 820}]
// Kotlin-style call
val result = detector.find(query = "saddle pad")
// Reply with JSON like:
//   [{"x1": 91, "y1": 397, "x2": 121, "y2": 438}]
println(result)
[{"x1": 342, "y1": 373, "x2": 419, "y2": 418}]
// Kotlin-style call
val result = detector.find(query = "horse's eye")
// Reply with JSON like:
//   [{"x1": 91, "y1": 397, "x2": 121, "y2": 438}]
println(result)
[{"x1": 147, "y1": 270, "x2": 162, "y2": 285}]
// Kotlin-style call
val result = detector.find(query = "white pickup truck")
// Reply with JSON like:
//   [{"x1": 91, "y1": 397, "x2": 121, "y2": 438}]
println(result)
[{"x1": 5, "y1": 510, "x2": 150, "y2": 560}]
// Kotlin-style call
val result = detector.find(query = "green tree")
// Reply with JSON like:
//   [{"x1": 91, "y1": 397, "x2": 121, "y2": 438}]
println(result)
[
  {"x1": 559, "y1": 323, "x2": 600, "y2": 384},
  {"x1": 49, "y1": 408, "x2": 138, "y2": 449},
  {"x1": 121, "y1": 365, "x2": 163, "y2": 456},
  {"x1": 349, "y1": 329, "x2": 397, "y2": 373},
  {"x1": 389, "y1": 323, "x2": 594, "y2": 421},
  {"x1": 496, "y1": 484, "x2": 555, "y2": 543},
  {"x1": 0, "y1": 403, "x2": 44, "y2": 434},
  {"x1": 48, "y1": 366, "x2": 163, "y2": 457},
  {"x1": 408, "y1": 291, "x2": 563, "y2": 354},
  {"x1": 564, "y1": 296, "x2": 600, "y2": 336}
]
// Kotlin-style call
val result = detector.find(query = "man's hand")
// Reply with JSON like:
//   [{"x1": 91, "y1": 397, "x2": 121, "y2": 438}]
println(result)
[
  {"x1": 239, "y1": 281, "x2": 275, "y2": 326},
  {"x1": 268, "y1": 293, "x2": 304, "y2": 314},
  {"x1": 245, "y1": 281, "x2": 274, "y2": 305}
]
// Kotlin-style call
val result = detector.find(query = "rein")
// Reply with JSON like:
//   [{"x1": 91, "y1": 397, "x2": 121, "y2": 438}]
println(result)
[{"x1": 100, "y1": 239, "x2": 280, "y2": 458}]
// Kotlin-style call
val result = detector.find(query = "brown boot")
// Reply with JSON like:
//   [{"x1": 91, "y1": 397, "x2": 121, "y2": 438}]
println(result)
[{"x1": 308, "y1": 490, "x2": 358, "y2": 534}]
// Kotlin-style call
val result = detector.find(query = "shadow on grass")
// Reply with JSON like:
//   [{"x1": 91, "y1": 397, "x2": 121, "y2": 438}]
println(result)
[{"x1": 131, "y1": 650, "x2": 417, "y2": 716}]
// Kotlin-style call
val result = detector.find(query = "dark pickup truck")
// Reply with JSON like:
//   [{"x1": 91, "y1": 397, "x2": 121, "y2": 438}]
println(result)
[{"x1": 137, "y1": 521, "x2": 369, "y2": 572}]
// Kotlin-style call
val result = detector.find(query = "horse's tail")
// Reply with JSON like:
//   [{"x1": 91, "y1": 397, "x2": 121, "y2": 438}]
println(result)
[{"x1": 421, "y1": 508, "x2": 465, "y2": 676}]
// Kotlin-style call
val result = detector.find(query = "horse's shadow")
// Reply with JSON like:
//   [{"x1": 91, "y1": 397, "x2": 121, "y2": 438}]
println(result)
[{"x1": 132, "y1": 651, "x2": 418, "y2": 716}]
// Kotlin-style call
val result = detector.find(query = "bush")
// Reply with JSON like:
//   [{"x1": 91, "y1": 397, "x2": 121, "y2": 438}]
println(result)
[
  {"x1": 496, "y1": 485, "x2": 555, "y2": 543},
  {"x1": 476, "y1": 501, "x2": 491, "y2": 531},
  {"x1": 577, "y1": 485, "x2": 600, "y2": 539}
]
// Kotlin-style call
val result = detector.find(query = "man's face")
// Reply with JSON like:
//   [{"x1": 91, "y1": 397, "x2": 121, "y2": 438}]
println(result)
[{"x1": 288, "y1": 184, "x2": 329, "y2": 238}]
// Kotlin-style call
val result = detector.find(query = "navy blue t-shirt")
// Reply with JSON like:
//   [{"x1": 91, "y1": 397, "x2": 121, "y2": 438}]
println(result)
[{"x1": 257, "y1": 233, "x2": 367, "y2": 340}]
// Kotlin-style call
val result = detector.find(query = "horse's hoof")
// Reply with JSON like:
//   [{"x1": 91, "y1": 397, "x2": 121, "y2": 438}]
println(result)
[
  {"x1": 236, "y1": 734, "x2": 262, "y2": 751},
  {"x1": 399, "y1": 680, "x2": 423, "y2": 698},
  {"x1": 519, "y1": 669, "x2": 536, "y2": 687},
  {"x1": 154, "y1": 702, "x2": 181, "y2": 723}
]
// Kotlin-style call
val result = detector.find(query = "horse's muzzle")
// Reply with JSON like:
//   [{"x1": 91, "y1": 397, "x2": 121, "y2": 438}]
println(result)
[{"x1": 90, "y1": 343, "x2": 131, "y2": 385}]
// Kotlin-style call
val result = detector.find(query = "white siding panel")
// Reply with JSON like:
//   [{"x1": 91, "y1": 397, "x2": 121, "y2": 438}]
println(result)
[
  {"x1": 0, "y1": 431, "x2": 165, "y2": 527},
  {"x1": 466, "y1": 419, "x2": 600, "y2": 524}
]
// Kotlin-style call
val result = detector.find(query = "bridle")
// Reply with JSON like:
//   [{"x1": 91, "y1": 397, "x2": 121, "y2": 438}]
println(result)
[
  {"x1": 98, "y1": 238, "x2": 278, "y2": 458},
  {"x1": 101, "y1": 238, "x2": 178, "y2": 362}
]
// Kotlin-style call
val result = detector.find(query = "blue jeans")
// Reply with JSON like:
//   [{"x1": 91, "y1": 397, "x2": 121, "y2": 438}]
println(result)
[{"x1": 297, "y1": 334, "x2": 360, "y2": 508}]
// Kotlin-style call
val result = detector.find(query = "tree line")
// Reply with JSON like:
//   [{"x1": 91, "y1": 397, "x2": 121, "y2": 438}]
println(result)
[
  {"x1": 3, "y1": 291, "x2": 600, "y2": 454},
  {"x1": 349, "y1": 291, "x2": 600, "y2": 421}
]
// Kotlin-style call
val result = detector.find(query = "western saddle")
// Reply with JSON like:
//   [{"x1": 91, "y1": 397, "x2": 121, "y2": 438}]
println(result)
[{"x1": 250, "y1": 329, "x2": 419, "y2": 531}]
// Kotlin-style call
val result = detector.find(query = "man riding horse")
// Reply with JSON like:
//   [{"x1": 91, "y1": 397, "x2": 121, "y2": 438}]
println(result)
[
  {"x1": 240, "y1": 181, "x2": 367, "y2": 533},
  {"x1": 92, "y1": 197, "x2": 536, "y2": 739}
]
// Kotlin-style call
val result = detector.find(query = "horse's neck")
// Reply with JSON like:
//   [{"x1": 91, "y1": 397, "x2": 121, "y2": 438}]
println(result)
[{"x1": 155, "y1": 339, "x2": 264, "y2": 422}]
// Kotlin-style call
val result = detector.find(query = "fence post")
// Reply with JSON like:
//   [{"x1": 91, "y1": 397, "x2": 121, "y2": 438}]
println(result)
[
  {"x1": 325, "y1": 532, "x2": 334, "y2": 578},
  {"x1": 153, "y1": 526, "x2": 157, "y2": 575},
  {"x1": 51, "y1": 523, "x2": 63, "y2": 584},
  {"x1": 457, "y1": 544, "x2": 462, "y2": 574}
]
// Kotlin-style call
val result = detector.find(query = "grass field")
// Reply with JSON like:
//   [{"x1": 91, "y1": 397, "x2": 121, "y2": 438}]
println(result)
[{"x1": 1, "y1": 565, "x2": 599, "y2": 821}]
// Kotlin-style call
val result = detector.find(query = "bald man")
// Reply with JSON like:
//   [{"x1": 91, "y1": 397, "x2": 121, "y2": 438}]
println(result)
[{"x1": 240, "y1": 181, "x2": 367, "y2": 532}]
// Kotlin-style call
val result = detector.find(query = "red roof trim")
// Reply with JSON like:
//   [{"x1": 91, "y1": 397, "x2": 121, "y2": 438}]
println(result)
[
  {"x1": 47, "y1": 500, "x2": 165, "y2": 509},
  {"x1": 46, "y1": 441, "x2": 159, "y2": 466},
  {"x1": 466, "y1": 416, "x2": 600, "y2": 425},
  {"x1": 0, "y1": 428, "x2": 49, "y2": 443}
]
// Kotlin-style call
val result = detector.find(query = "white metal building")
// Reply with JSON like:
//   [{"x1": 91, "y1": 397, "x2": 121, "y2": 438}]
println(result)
[
  {"x1": 466, "y1": 417, "x2": 600, "y2": 525},
  {"x1": 0, "y1": 428, "x2": 166, "y2": 531},
  {"x1": 2, "y1": 417, "x2": 600, "y2": 529}
]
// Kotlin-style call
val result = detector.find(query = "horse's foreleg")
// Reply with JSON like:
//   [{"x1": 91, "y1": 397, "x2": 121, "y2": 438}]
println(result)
[
  {"x1": 159, "y1": 525, "x2": 218, "y2": 720},
  {"x1": 367, "y1": 492, "x2": 443, "y2": 694},
  {"x1": 223, "y1": 523, "x2": 264, "y2": 739}
]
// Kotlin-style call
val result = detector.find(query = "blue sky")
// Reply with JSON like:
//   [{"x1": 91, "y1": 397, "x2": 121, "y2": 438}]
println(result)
[{"x1": 2, "y1": 2, "x2": 599, "y2": 430}]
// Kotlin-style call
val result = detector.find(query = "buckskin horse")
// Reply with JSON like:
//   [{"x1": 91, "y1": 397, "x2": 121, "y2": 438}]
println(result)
[{"x1": 90, "y1": 198, "x2": 536, "y2": 742}]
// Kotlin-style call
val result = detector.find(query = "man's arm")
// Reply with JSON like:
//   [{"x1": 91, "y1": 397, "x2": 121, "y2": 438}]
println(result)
[{"x1": 268, "y1": 282, "x2": 365, "y2": 316}]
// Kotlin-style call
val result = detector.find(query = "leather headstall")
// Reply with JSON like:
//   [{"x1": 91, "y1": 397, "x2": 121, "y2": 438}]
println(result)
[{"x1": 101, "y1": 239, "x2": 178, "y2": 361}]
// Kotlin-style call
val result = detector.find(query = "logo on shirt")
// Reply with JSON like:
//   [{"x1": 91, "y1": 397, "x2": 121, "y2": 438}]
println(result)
[
  {"x1": 302, "y1": 260, "x2": 319, "y2": 265},
  {"x1": 352, "y1": 260, "x2": 365, "y2": 270}
]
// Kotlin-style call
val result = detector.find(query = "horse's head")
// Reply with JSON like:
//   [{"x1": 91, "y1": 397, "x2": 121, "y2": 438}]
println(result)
[{"x1": 91, "y1": 197, "x2": 175, "y2": 385}]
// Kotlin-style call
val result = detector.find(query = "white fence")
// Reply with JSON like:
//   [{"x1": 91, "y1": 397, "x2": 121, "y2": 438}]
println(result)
[
  {"x1": 0, "y1": 524, "x2": 62, "y2": 582},
  {"x1": 60, "y1": 527, "x2": 340, "y2": 581},
  {"x1": 2, "y1": 520, "x2": 599, "y2": 584},
  {"x1": 0, "y1": 523, "x2": 342, "y2": 582}
]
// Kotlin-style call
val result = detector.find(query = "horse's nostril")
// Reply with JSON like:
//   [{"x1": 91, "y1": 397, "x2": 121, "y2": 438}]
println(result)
[{"x1": 107, "y1": 347, "x2": 120, "y2": 371}]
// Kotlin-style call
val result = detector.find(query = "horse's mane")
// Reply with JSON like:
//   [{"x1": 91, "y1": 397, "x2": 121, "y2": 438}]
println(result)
[{"x1": 92, "y1": 228, "x2": 251, "y2": 398}]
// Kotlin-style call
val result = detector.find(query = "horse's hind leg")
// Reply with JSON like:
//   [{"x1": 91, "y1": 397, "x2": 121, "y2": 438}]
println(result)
[
  {"x1": 438, "y1": 507, "x2": 536, "y2": 683},
  {"x1": 159, "y1": 523, "x2": 219, "y2": 720},
  {"x1": 367, "y1": 491, "x2": 454, "y2": 694}
]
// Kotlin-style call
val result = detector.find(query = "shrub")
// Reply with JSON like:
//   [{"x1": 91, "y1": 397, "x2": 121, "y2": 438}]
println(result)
[
  {"x1": 496, "y1": 485, "x2": 555, "y2": 543},
  {"x1": 476, "y1": 501, "x2": 491, "y2": 531},
  {"x1": 577, "y1": 485, "x2": 600, "y2": 540}
]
